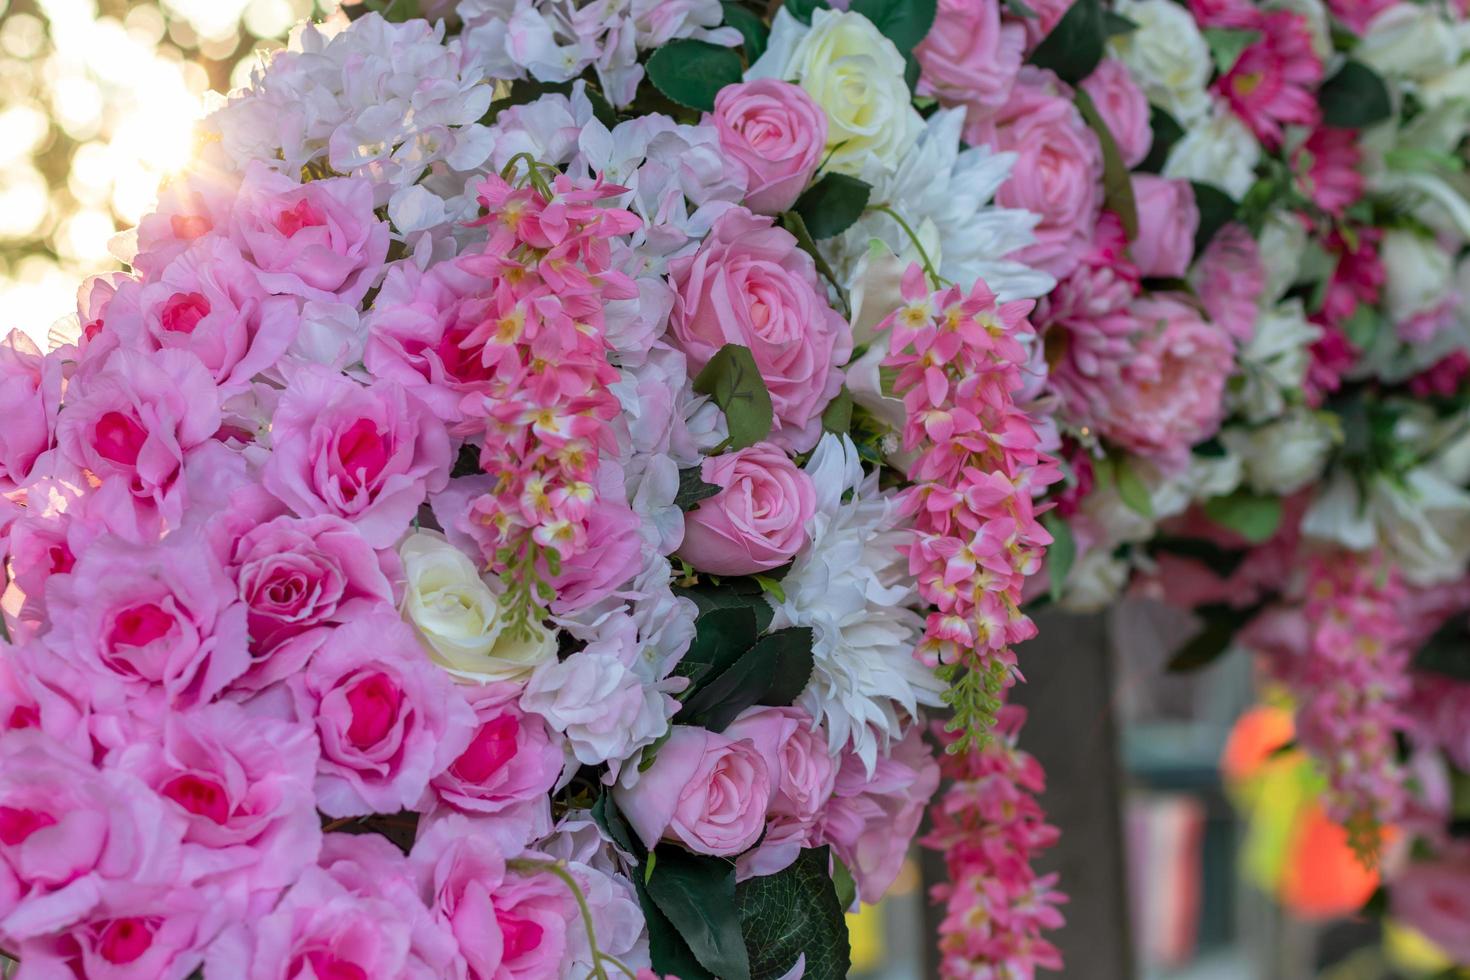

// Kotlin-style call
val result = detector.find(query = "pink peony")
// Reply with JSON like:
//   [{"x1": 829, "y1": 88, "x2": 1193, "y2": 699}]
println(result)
[
  {"x1": 228, "y1": 161, "x2": 389, "y2": 306},
  {"x1": 1080, "y1": 60, "x2": 1152, "y2": 169},
  {"x1": 1191, "y1": 222, "x2": 1265, "y2": 343},
  {"x1": 916, "y1": 0, "x2": 1026, "y2": 118},
  {"x1": 668, "y1": 208, "x2": 852, "y2": 452},
  {"x1": 709, "y1": 80, "x2": 827, "y2": 215},
  {"x1": 970, "y1": 68, "x2": 1103, "y2": 280},
  {"x1": 262, "y1": 366, "x2": 451, "y2": 549},
  {"x1": 725, "y1": 705, "x2": 837, "y2": 877},
  {"x1": 0, "y1": 330, "x2": 61, "y2": 491},
  {"x1": 1035, "y1": 211, "x2": 1139, "y2": 326},
  {"x1": 614, "y1": 724, "x2": 772, "y2": 857},
  {"x1": 1129, "y1": 175, "x2": 1199, "y2": 279},
  {"x1": 429, "y1": 682, "x2": 563, "y2": 824},
  {"x1": 678, "y1": 442, "x2": 816, "y2": 576},
  {"x1": 289, "y1": 609, "x2": 474, "y2": 817},
  {"x1": 45, "y1": 532, "x2": 250, "y2": 709}
]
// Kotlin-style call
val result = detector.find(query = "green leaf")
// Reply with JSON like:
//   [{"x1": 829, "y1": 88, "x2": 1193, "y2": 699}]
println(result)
[
  {"x1": 1203, "y1": 491, "x2": 1282, "y2": 544},
  {"x1": 1166, "y1": 604, "x2": 1243, "y2": 673},
  {"x1": 722, "y1": 2, "x2": 770, "y2": 61},
  {"x1": 1414, "y1": 620, "x2": 1470, "y2": 681},
  {"x1": 675, "y1": 605, "x2": 762, "y2": 690},
  {"x1": 682, "y1": 627, "x2": 815, "y2": 731},
  {"x1": 646, "y1": 849, "x2": 752, "y2": 980},
  {"x1": 821, "y1": 387, "x2": 854, "y2": 435},
  {"x1": 1202, "y1": 27, "x2": 1260, "y2": 75},
  {"x1": 1103, "y1": 456, "x2": 1153, "y2": 518},
  {"x1": 675, "y1": 580, "x2": 777, "y2": 634},
  {"x1": 646, "y1": 39, "x2": 746, "y2": 112},
  {"x1": 1319, "y1": 60, "x2": 1392, "y2": 129},
  {"x1": 753, "y1": 574, "x2": 787, "y2": 603},
  {"x1": 849, "y1": 0, "x2": 938, "y2": 53},
  {"x1": 792, "y1": 172, "x2": 873, "y2": 239},
  {"x1": 693, "y1": 344, "x2": 775, "y2": 450},
  {"x1": 1104, "y1": 10, "x2": 1138, "y2": 34},
  {"x1": 638, "y1": 872, "x2": 716, "y2": 980},
  {"x1": 1074, "y1": 88, "x2": 1138, "y2": 238},
  {"x1": 1027, "y1": 0, "x2": 1105, "y2": 84},
  {"x1": 592, "y1": 792, "x2": 643, "y2": 858},
  {"x1": 1041, "y1": 511, "x2": 1075, "y2": 603},
  {"x1": 1005, "y1": 0, "x2": 1038, "y2": 17},
  {"x1": 736, "y1": 847, "x2": 851, "y2": 980},
  {"x1": 830, "y1": 854, "x2": 857, "y2": 911},
  {"x1": 1191, "y1": 181, "x2": 1237, "y2": 255},
  {"x1": 1139, "y1": 106, "x2": 1184, "y2": 173},
  {"x1": 784, "y1": 0, "x2": 830, "y2": 24},
  {"x1": 675, "y1": 466, "x2": 722, "y2": 510}
]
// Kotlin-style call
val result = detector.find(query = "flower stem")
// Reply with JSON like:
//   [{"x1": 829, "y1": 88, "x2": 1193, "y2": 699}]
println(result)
[
  {"x1": 508, "y1": 858, "x2": 637, "y2": 980},
  {"x1": 867, "y1": 204, "x2": 947, "y2": 289}
]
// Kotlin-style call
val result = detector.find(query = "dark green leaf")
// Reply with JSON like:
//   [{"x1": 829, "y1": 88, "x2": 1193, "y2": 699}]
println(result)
[
  {"x1": 1414, "y1": 620, "x2": 1470, "y2": 681},
  {"x1": 1166, "y1": 604, "x2": 1244, "y2": 672},
  {"x1": 693, "y1": 344, "x2": 775, "y2": 450},
  {"x1": 792, "y1": 172, "x2": 873, "y2": 239},
  {"x1": 1027, "y1": 0, "x2": 1105, "y2": 84},
  {"x1": 1041, "y1": 511, "x2": 1075, "y2": 603},
  {"x1": 1104, "y1": 10, "x2": 1138, "y2": 34},
  {"x1": 830, "y1": 854, "x2": 857, "y2": 911},
  {"x1": 1202, "y1": 491, "x2": 1282, "y2": 544},
  {"x1": 1202, "y1": 27, "x2": 1260, "y2": 75},
  {"x1": 821, "y1": 387, "x2": 854, "y2": 435},
  {"x1": 737, "y1": 847, "x2": 850, "y2": 980},
  {"x1": 1191, "y1": 182, "x2": 1237, "y2": 254},
  {"x1": 675, "y1": 466, "x2": 722, "y2": 510},
  {"x1": 722, "y1": 2, "x2": 770, "y2": 62},
  {"x1": 1320, "y1": 60, "x2": 1392, "y2": 129},
  {"x1": 1149, "y1": 535, "x2": 1247, "y2": 577},
  {"x1": 675, "y1": 605, "x2": 762, "y2": 689},
  {"x1": 592, "y1": 792, "x2": 643, "y2": 858},
  {"x1": 850, "y1": 0, "x2": 938, "y2": 53},
  {"x1": 1006, "y1": 0, "x2": 1038, "y2": 17},
  {"x1": 450, "y1": 442, "x2": 482, "y2": 479},
  {"x1": 1075, "y1": 88, "x2": 1138, "y2": 239},
  {"x1": 675, "y1": 580, "x2": 777, "y2": 634},
  {"x1": 1139, "y1": 106, "x2": 1184, "y2": 173},
  {"x1": 784, "y1": 0, "x2": 830, "y2": 24},
  {"x1": 638, "y1": 872, "x2": 716, "y2": 980},
  {"x1": 777, "y1": 211, "x2": 848, "y2": 316},
  {"x1": 647, "y1": 849, "x2": 751, "y2": 980},
  {"x1": 1100, "y1": 456, "x2": 1152, "y2": 519},
  {"x1": 646, "y1": 40, "x2": 746, "y2": 112},
  {"x1": 682, "y1": 627, "x2": 815, "y2": 731}
]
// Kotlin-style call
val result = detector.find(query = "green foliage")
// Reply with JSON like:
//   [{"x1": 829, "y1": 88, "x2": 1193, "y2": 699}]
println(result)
[
  {"x1": 792, "y1": 173, "x2": 873, "y2": 239},
  {"x1": 1095, "y1": 455, "x2": 1152, "y2": 518},
  {"x1": 736, "y1": 847, "x2": 851, "y2": 980},
  {"x1": 674, "y1": 466, "x2": 722, "y2": 510},
  {"x1": 693, "y1": 344, "x2": 775, "y2": 450},
  {"x1": 1415, "y1": 619, "x2": 1470, "y2": 681},
  {"x1": 1027, "y1": 0, "x2": 1105, "y2": 84},
  {"x1": 675, "y1": 605, "x2": 763, "y2": 690},
  {"x1": 1201, "y1": 27, "x2": 1259, "y2": 75},
  {"x1": 722, "y1": 2, "x2": 770, "y2": 61},
  {"x1": 1202, "y1": 491, "x2": 1283, "y2": 544},
  {"x1": 681, "y1": 627, "x2": 816, "y2": 731},
  {"x1": 646, "y1": 850, "x2": 752, "y2": 980},
  {"x1": 785, "y1": 0, "x2": 831, "y2": 24},
  {"x1": 1075, "y1": 88, "x2": 1138, "y2": 238},
  {"x1": 1319, "y1": 60, "x2": 1392, "y2": 129},
  {"x1": 821, "y1": 387, "x2": 854, "y2": 435},
  {"x1": 675, "y1": 578, "x2": 777, "y2": 634},
  {"x1": 646, "y1": 40, "x2": 746, "y2": 112},
  {"x1": 1139, "y1": 106, "x2": 1184, "y2": 173},
  {"x1": 849, "y1": 0, "x2": 938, "y2": 53},
  {"x1": 1191, "y1": 181, "x2": 1237, "y2": 254},
  {"x1": 1041, "y1": 511, "x2": 1075, "y2": 602},
  {"x1": 1167, "y1": 603, "x2": 1253, "y2": 672}
]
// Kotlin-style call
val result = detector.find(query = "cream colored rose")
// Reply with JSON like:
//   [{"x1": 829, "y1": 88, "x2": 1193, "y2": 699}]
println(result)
[
  {"x1": 398, "y1": 531, "x2": 555, "y2": 682},
  {"x1": 1163, "y1": 106, "x2": 1261, "y2": 199},
  {"x1": 752, "y1": 8, "x2": 922, "y2": 175},
  {"x1": 1382, "y1": 229, "x2": 1454, "y2": 326},
  {"x1": 1109, "y1": 0, "x2": 1212, "y2": 125}
]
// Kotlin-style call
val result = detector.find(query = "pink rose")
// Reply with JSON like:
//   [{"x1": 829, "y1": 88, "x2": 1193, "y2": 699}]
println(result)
[
  {"x1": 290, "y1": 610, "x2": 474, "y2": 817},
  {"x1": 229, "y1": 161, "x2": 389, "y2": 306},
  {"x1": 229, "y1": 514, "x2": 396, "y2": 653},
  {"x1": 917, "y1": 0, "x2": 1026, "y2": 117},
  {"x1": 1391, "y1": 855, "x2": 1470, "y2": 964},
  {"x1": 678, "y1": 443, "x2": 816, "y2": 576},
  {"x1": 0, "y1": 731, "x2": 185, "y2": 941},
  {"x1": 1011, "y1": 0, "x2": 1076, "y2": 48},
  {"x1": 262, "y1": 366, "x2": 451, "y2": 549},
  {"x1": 108, "y1": 700, "x2": 321, "y2": 893},
  {"x1": 14, "y1": 889, "x2": 223, "y2": 980},
  {"x1": 545, "y1": 465, "x2": 644, "y2": 615},
  {"x1": 815, "y1": 727, "x2": 939, "y2": 904},
  {"x1": 0, "y1": 330, "x2": 61, "y2": 490},
  {"x1": 1080, "y1": 60, "x2": 1152, "y2": 169},
  {"x1": 430, "y1": 682, "x2": 562, "y2": 826},
  {"x1": 132, "y1": 168, "x2": 239, "y2": 279},
  {"x1": 613, "y1": 724, "x2": 772, "y2": 857},
  {"x1": 1130, "y1": 175, "x2": 1199, "y2": 279},
  {"x1": 105, "y1": 236, "x2": 300, "y2": 396},
  {"x1": 46, "y1": 532, "x2": 250, "y2": 709},
  {"x1": 970, "y1": 68, "x2": 1103, "y2": 280},
  {"x1": 709, "y1": 80, "x2": 827, "y2": 215},
  {"x1": 55, "y1": 349, "x2": 222, "y2": 537},
  {"x1": 725, "y1": 706, "x2": 837, "y2": 877},
  {"x1": 669, "y1": 208, "x2": 852, "y2": 452}
]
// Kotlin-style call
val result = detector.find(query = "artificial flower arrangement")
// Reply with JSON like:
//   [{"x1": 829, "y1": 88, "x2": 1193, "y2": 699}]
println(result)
[{"x1": 0, "y1": 0, "x2": 1085, "y2": 977}]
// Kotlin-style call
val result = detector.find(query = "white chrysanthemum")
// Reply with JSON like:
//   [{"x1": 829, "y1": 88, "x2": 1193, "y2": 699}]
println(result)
[
  {"x1": 827, "y1": 108, "x2": 1055, "y2": 304},
  {"x1": 768, "y1": 434, "x2": 943, "y2": 773}
]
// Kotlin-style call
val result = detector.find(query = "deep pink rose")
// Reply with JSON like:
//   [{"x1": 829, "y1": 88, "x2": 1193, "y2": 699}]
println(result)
[
  {"x1": 969, "y1": 68, "x2": 1103, "y2": 280},
  {"x1": 614, "y1": 724, "x2": 772, "y2": 857},
  {"x1": 45, "y1": 532, "x2": 250, "y2": 709},
  {"x1": 262, "y1": 366, "x2": 451, "y2": 549},
  {"x1": 290, "y1": 610, "x2": 474, "y2": 817},
  {"x1": 229, "y1": 161, "x2": 389, "y2": 305},
  {"x1": 815, "y1": 727, "x2": 939, "y2": 904},
  {"x1": 229, "y1": 514, "x2": 396, "y2": 653},
  {"x1": 1130, "y1": 175, "x2": 1199, "y2": 279},
  {"x1": 14, "y1": 888, "x2": 223, "y2": 980},
  {"x1": 1080, "y1": 60, "x2": 1152, "y2": 168},
  {"x1": 678, "y1": 443, "x2": 816, "y2": 576},
  {"x1": 917, "y1": 0, "x2": 1026, "y2": 116},
  {"x1": 669, "y1": 208, "x2": 852, "y2": 452},
  {"x1": 430, "y1": 683, "x2": 562, "y2": 825},
  {"x1": 0, "y1": 330, "x2": 61, "y2": 490},
  {"x1": 725, "y1": 705, "x2": 836, "y2": 877},
  {"x1": 55, "y1": 349, "x2": 222, "y2": 537},
  {"x1": 105, "y1": 236, "x2": 299, "y2": 397},
  {"x1": 1391, "y1": 855, "x2": 1470, "y2": 964},
  {"x1": 108, "y1": 700, "x2": 321, "y2": 893},
  {"x1": 0, "y1": 732, "x2": 185, "y2": 941},
  {"x1": 709, "y1": 80, "x2": 827, "y2": 215}
]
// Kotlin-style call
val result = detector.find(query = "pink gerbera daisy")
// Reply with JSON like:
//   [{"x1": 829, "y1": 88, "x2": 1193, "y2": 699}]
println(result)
[
  {"x1": 1216, "y1": 10, "x2": 1324, "y2": 148},
  {"x1": 1294, "y1": 127, "x2": 1364, "y2": 216}
]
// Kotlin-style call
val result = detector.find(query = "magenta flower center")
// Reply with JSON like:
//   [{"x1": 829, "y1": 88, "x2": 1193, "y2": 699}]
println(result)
[
  {"x1": 98, "y1": 918, "x2": 155, "y2": 965},
  {"x1": 162, "y1": 772, "x2": 231, "y2": 824},
  {"x1": 0, "y1": 805, "x2": 56, "y2": 846},
  {"x1": 274, "y1": 199, "x2": 327, "y2": 238},
  {"x1": 161, "y1": 291, "x2": 211, "y2": 335},
  {"x1": 109, "y1": 602, "x2": 175, "y2": 649},
  {"x1": 93, "y1": 410, "x2": 148, "y2": 466},
  {"x1": 345, "y1": 671, "x2": 403, "y2": 748},
  {"x1": 450, "y1": 714, "x2": 520, "y2": 784}
]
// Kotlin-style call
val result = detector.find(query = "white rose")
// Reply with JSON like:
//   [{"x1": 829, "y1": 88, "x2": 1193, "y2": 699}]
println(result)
[
  {"x1": 1163, "y1": 104, "x2": 1262, "y2": 199},
  {"x1": 399, "y1": 530, "x2": 556, "y2": 681},
  {"x1": 1370, "y1": 468, "x2": 1470, "y2": 585},
  {"x1": 1223, "y1": 412, "x2": 1336, "y2": 495},
  {"x1": 1231, "y1": 299, "x2": 1321, "y2": 423},
  {"x1": 1381, "y1": 228, "x2": 1454, "y2": 326},
  {"x1": 1059, "y1": 547, "x2": 1131, "y2": 613},
  {"x1": 1257, "y1": 211, "x2": 1308, "y2": 305},
  {"x1": 1357, "y1": 3, "x2": 1460, "y2": 82},
  {"x1": 748, "y1": 8, "x2": 922, "y2": 175},
  {"x1": 1109, "y1": 0, "x2": 1213, "y2": 124}
]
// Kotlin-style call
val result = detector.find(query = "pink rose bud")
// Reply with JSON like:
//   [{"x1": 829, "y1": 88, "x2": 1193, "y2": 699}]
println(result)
[
  {"x1": 916, "y1": 0, "x2": 1026, "y2": 115},
  {"x1": 614, "y1": 725, "x2": 772, "y2": 857},
  {"x1": 710, "y1": 80, "x2": 828, "y2": 215},
  {"x1": 678, "y1": 443, "x2": 817, "y2": 577},
  {"x1": 1080, "y1": 59, "x2": 1152, "y2": 169},
  {"x1": 1130, "y1": 175, "x2": 1200, "y2": 280}
]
